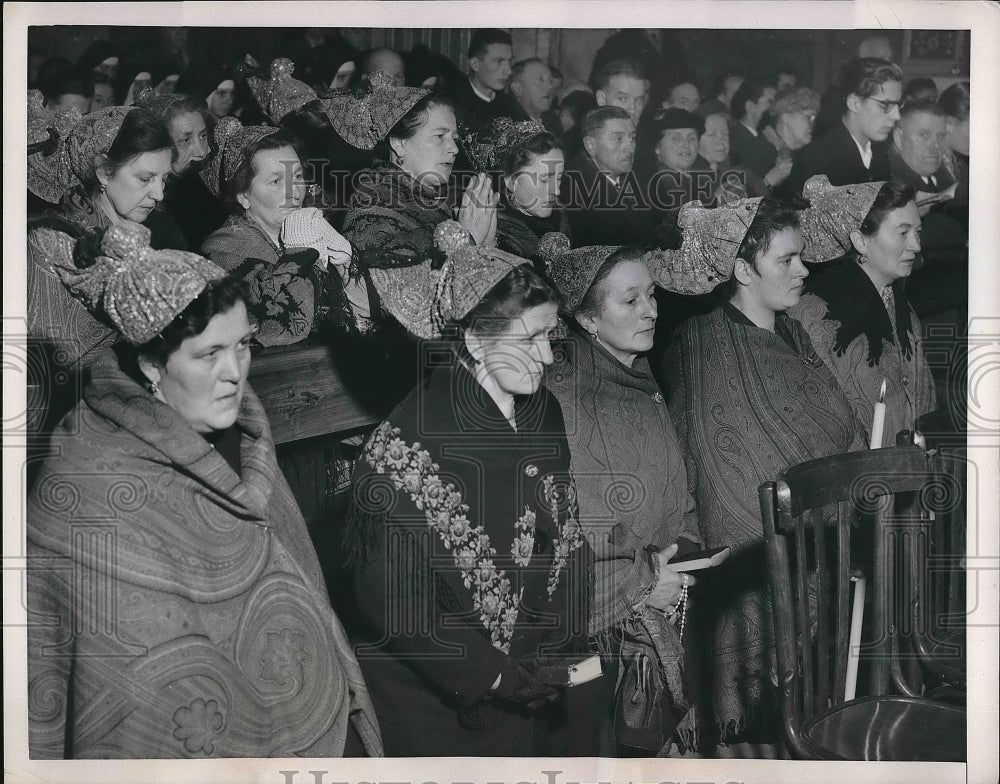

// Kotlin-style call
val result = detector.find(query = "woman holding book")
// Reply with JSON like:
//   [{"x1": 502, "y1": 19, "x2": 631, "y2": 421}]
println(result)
[{"x1": 541, "y1": 234, "x2": 728, "y2": 755}]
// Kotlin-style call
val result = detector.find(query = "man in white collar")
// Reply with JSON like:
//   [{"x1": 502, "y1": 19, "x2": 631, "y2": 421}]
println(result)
[
  {"x1": 562, "y1": 106, "x2": 657, "y2": 245},
  {"x1": 449, "y1": 29, "x2": 513, "y2": 131},
  {"x1": 889, "y1": 100, "x2": 967, "y2": 261},
  {"x1": 787, "y1": 57, "x2": 902, "y2": 196},
  {"x1": 728, "y1": 80, "x2": 785, "y2": 185}
]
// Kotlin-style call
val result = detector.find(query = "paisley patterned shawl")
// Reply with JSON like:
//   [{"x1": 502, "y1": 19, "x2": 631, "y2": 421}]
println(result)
[
  {"x1": 26, "y1": 353, "x2": 382, "y2": 758},
  {"x1": 202, "y1": 213, "x2": 360, "y2": 346},
  {"x1": 664, "y1": 304, "x2": 862, "y2": 740}
]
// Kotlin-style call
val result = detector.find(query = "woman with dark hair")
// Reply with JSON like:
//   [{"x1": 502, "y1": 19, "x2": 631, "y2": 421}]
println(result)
[
  {"x1": 332, "y1": 78, "x2": 497, "y2": 396},
  {"x1": 344, "y1": 221, "x2": 593, "y2": 756},
  {"x1": 663, "y1": 196, "x2": 861, "y2": 754},
  {"x1": 648, "y1": 107, "x2": 711, "y2": 213},
  {"x1": 789, "y1": 177, "x2": 938, "y2": 445},
  {"x1": 27, "y1": 105, "x2": 186, "y2": 369},
  {"x1": 341, "y1": 86, "x2": 497, "y2": 268},
  {"x1": 201, "y1": 118, "x2": 370, "y2": 345},
  {"x1": 468, "y1": 119, "x2": 570, "y2": 262},
  {"x1": 26, "y1": 220, "x2": 382, "y2": 759},
  {"x1": 542, "y1": 236, "x2": 721, "y2": 755}
]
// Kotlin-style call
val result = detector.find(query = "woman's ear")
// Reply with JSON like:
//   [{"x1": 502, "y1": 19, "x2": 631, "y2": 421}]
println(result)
[
  {"x1": 500, "y1": 175, "x2": 516, "y2": 201},
  {"x1": 464, "y1": 330, "x2": 485, "y2": 364},
  {"x1": 576, "y1": 310, "x2": 599, "y2": 337},
  {"x1": 733, "y1": 256, "x2": 753, "y2": 286},
  {"x1": 94, "y1": 154, "x2": 112, "y2": 188},
  {"x1": 137, "y1": 354, "x2": 163, "y2": 395},
  {"x1": 388, "y1": 137, "x2": 405, "y2": 164},
  {"x1": 236, "y1": 190, "x2": 251, "y2": 211},
  {"x1": 849, "y1": 228, "x2": 868, "y2": 256}
]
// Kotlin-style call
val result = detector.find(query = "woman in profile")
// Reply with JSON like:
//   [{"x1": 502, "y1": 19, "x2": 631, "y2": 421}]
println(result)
[{"x1": 663, "y1": 196, "x2": 862, "y2": 755}]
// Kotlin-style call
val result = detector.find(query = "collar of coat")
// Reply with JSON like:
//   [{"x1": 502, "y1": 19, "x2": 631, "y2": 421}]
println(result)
[{"x1": 806, "y1": 254, "x2": 913, "y2": 365}]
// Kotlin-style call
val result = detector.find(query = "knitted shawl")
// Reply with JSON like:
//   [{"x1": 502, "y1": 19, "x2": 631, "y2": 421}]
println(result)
[
  {"x1": 664, "y1": 304, "x2": 862, "y2": 741},
  {"x1": 27, "y1": 354, "x2": 382, "y2": 758},
  {"x1": 789, "y1": 256, "x2": 938, "y2": 445}
]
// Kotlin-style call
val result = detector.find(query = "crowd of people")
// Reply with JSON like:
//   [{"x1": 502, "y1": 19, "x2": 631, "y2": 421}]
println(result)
[{"x1": 24, "y1": 26, "x2": 967, "y2": 760}]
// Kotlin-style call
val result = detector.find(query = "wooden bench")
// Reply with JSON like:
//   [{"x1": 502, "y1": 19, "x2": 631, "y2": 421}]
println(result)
[
  {"x1": 24, "y1": 340, "x2": 385, "y2": 447},
  {"x1": 247, "y1": 340, "x2": 385, "y2": 445}
]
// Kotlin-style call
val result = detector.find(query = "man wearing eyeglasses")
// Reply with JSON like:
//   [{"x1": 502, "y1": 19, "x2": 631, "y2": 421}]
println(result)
[{"x1": 786, "y1": 58, "x2": 902, "y2": 196}]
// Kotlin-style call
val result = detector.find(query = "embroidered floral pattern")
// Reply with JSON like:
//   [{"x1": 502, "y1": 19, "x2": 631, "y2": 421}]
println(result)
[
  {"x1": 173, "y1": 698, "x2": 225, "y2": 755},
  {"x1": 543, "y1": 474, "x2": 583, "y2": 599},
  {"x1": 512, "y1": 507, "x2": 537, "y2": 567},
  {"x1": 363, "y1": 421, "x2": 584, "y2": 652}
]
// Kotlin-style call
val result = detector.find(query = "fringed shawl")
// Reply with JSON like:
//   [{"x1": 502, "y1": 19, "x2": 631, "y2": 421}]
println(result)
[
  {"x1": 496, "y1": 197, "x2": 571, "y2": 265},
  {"x1": 665, "y1": 305, "x2": 861, "y2": 741},
  {"x1": 202, "y1": 213, "x2": 361, "y2": 346},
  {"x1": 27, "y1": 354, "x2": 382, "y2": 758},
  {"x1": 789, "y1": 256, "x2": 938, "y2": 445}
]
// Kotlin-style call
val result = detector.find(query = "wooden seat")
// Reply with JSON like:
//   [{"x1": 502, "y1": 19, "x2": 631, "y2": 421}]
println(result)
[
  {"x1": 890, "y1": 436, "x2": 967, "y2": 698},
  {"x1": 759, "y1": 446, "x2": 966, "y2": 761}
]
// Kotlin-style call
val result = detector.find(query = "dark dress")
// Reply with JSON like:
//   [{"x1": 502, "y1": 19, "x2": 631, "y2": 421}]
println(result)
[
  {"x1": 163, "y1": 168, "x2": 228, "y2": 251},
  {"x1": 496, "y1": 196, "x2": 571, "y2": 265},
  {"x1": 343, "y1": 357, "x2": 594, "y2": 756}
]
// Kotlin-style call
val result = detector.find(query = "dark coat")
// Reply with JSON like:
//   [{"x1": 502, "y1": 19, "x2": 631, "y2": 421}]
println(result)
[
  {"x1": 344, "y1": 358, "x2": 593, "y2": 756},
  {"x1": 560, "y1": 153, "x2": 659, "y2": 247},
  {"x1": 163, "y1": 169, "x2": 228, "y2": 251},
  {"x1": 786, "y1": 120, "x2": 892, "y2": 197},
  {"x1": 887, "y1": 145, "x2": 967, "y2": 259},
  {"x1": 728, "y1": 120, "x2": 778, "y2": 179},
  {"x1": 448, "y1": 76, "x2": 512, "y2": 135}
]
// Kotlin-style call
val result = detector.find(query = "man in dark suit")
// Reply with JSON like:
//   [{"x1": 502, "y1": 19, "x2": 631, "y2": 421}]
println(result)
[
  {"x1": 728, "y1": 80, "x2": 788, "y2": 188},
  {"x1": 504, "y1": 58, "x2": 561, "y2": 134},
  {"x1": 560, "y1": 106, "x2": 658, "y2": 246},
  {"x1": 448, "y1": 29, "x2": 513, "y2": 134},
  {"x1": 889, "y1": 100, "x2": 967, "y2": 264},
  {"x1": 786, "y1": 57, "x2": 903, "y2": 196}
]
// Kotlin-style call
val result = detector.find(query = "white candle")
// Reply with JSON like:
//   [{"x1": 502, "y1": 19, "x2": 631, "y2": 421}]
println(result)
[{"x1": 870, "y1": 379, "x2": 887, "y2": 449}]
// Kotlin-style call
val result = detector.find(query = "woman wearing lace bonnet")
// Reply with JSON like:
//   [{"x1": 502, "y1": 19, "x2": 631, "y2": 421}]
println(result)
[
  {"x1": 344, "y1": 220, "x2": 597, "y2": 755},
  {"x1": 26, "y1": 220, "x2": 383, "y2": 759}
]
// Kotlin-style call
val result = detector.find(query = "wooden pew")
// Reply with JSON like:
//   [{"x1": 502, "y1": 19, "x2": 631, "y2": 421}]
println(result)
[{"x1": 247, "y1": 340, "x2": 385, "y2": 445}]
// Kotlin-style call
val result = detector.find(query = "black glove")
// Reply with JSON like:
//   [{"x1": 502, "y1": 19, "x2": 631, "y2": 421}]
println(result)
[{"x1": 490, "y1": 662, "x2": 560, "y2": 710}]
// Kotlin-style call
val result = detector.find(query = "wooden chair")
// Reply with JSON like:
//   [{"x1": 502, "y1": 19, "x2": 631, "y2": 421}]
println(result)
[
  {"x1": 759, "y1": 446, "x2": 966, "y2": 761},
  {"x1": 889, "y1": 440, "x2": 967, "y2": 700}
]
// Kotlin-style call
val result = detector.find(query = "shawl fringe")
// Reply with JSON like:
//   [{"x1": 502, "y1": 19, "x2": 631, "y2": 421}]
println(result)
[{"x1": 809, "y1": 256, "x2": 914, "y2": 365}]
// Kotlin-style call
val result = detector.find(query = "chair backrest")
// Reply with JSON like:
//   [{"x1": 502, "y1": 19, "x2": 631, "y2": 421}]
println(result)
[
  {"x1": 891, "y1": 445, "x2": 969, "y2": 694},
  {"x1": 759, "y1": 446, "x2": 936, "y2": 758}
]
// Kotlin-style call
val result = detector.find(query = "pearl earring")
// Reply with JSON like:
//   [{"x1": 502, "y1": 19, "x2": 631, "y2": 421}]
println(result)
[{"x1": 149, "y1": 379, "x2": 160, "y2": 395}]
